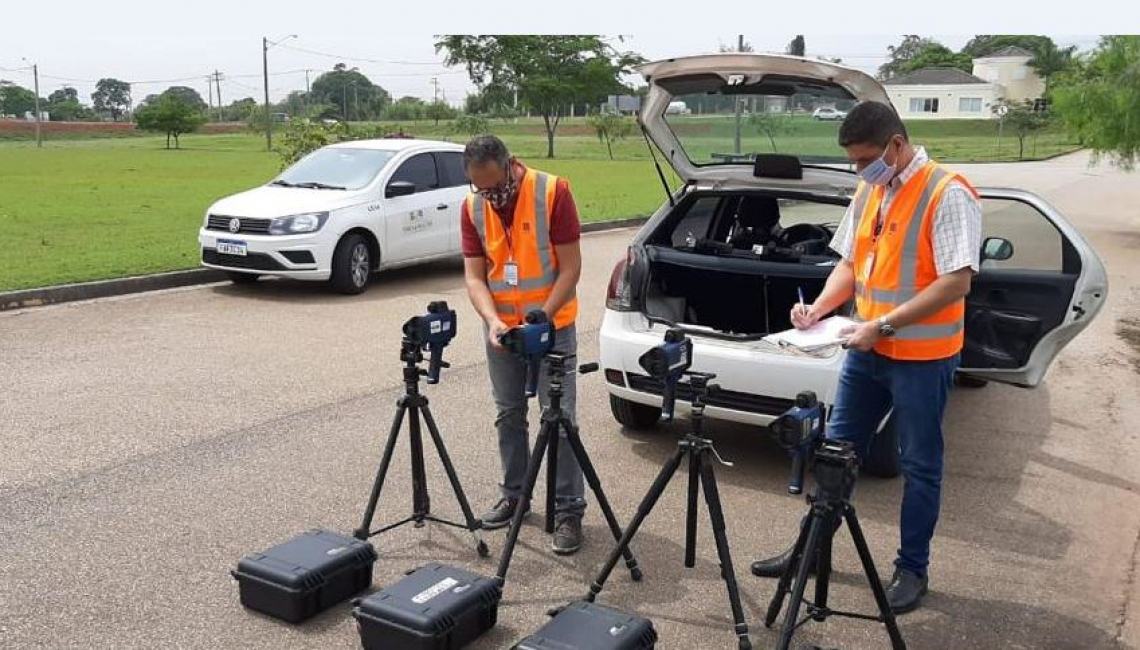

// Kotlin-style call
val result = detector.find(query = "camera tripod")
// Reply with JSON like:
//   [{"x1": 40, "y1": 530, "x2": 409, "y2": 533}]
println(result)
[
  {"x1": 496, "y1": 353, "x2": 643, "y2": 584},
  {"x1": 582, "y1": 372, "x2": 753, "y2": 650},
  {"x1": 354, "y1": 337, "x2": 489, "y2": 558},
  {"x1": 763, "y1": 447, "x2": 906, "y2": 650}
]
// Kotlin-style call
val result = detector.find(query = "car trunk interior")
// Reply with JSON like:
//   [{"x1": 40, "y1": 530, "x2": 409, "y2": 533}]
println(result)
[{"x1": 640, "y1": 190, "x2": 849, "y2": 338}]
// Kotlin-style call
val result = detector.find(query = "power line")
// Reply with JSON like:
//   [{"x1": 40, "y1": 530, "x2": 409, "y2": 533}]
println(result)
[{"x1": 275, "y1": 42, "x2": 444, "y2": 66}]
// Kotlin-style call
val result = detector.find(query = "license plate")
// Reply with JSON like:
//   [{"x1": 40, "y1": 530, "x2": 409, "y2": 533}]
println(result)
[{"x1": 216, "y1": 239, "x2": 247, "y2": 256}]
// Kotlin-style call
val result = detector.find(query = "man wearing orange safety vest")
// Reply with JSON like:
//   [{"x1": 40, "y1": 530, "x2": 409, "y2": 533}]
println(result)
[
  {"x1": 461, "y1": 135, "x2": 586, "y2": 555},
  {"x1": 750, "y1": 102, "x2": 982, "y2": 614}
]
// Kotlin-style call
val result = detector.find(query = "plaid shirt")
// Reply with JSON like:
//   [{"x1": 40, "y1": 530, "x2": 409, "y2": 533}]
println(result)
[{"x1": 831, "y1": 147, "x2": 983, "y2": 275}]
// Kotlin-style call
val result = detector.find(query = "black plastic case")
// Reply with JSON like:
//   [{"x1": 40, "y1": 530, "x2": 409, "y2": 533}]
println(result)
[
  {"x1": 232, "y1": 529, "x2": 377, "y2": 624},
  {"x1": 512, "y1": 601, "x2": 658, "y2": 649},
  {"x1": 353, "y1": 563, "x2": 502, "y2": 650}
]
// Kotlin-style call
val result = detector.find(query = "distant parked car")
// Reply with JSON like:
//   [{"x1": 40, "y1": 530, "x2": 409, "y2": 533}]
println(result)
[
  {"x1": 665, "y1": 101, "x2": 692, "y2": 115},
  {"x1": 812, "y1": 107, "x2": 847, "y2": 121},
  {"x1": 199, "y1": 139, "x2": 469, "y2": 294}
]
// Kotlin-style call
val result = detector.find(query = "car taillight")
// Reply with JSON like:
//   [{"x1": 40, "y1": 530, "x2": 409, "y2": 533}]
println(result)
[{"x1": 606, "y1": 248, "x2": 634, "y2": 311}]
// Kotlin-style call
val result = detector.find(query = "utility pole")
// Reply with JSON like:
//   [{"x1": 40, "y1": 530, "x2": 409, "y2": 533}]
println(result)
[
  {"x1": 207, "y1": 75, "x2": 214, "y2": 118},
  {"x1": 262, "y1": 37, "x2": 272, "y2": 150},
  {"x1": 303, "y1": 69, "x2": 312, "y2": 117},
  {"x1": 353, "y1": 82, "x2": 359, "y2": 122},
  {"x1": 733, "y1": 34, "x2": 744, "y2": 155},
  {"x1": 214, "y1": 70, "x2": 223, "y2": 121},
  {"x1": 22, "y1": 59, "x2": 42, "y2": 147},
  {"x1": 431, "y1": 77, "x2": 440, "y2": 105}
]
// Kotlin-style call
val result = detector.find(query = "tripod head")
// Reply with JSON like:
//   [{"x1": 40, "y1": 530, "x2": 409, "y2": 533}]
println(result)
[{"x1": 811, "y1": 439, "x2": 859, "y2": 504}]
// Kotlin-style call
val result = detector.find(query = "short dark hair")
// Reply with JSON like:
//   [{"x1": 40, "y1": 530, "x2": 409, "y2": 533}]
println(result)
[
  {"x1": 838, "y1": 101, "x2": 908, "y2": 148},
  {"x1": 463, "y1": 134, "x2": 510, "y2": 169}
]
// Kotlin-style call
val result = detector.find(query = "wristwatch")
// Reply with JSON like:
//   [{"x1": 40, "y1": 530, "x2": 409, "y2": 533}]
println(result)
[{"x1": 877, "y1": 316, "x2": 896, "y2": 337}]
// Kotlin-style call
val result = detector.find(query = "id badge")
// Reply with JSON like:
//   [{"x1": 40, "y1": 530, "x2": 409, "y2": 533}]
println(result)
[
  {"x1": 862, "y1": 251, "x2": 876, "y2": 282},
  {"x1": 505, "y1": 260, "x2": 519, "y2": 287}
]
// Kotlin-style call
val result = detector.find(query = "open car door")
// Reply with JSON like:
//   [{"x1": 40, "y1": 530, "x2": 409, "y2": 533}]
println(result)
[{"x1": 960, "y1": 189, "x2": 1107, "y2": 387}]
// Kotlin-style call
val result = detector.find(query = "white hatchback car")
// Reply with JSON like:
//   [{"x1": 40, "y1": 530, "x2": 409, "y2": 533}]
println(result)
[
  {"x1": 199, "y1": 139, "x2": 469, "y2": 294},
  {"x1": 600, "y1": 54, "x2": 1108, "y2": 477},
  {"x1": 813, "y1": 107, "x2": 848, "y2": 121}
]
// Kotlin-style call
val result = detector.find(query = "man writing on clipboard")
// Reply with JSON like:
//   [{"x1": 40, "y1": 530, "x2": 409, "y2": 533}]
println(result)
[{"x1": 750, "y1": 101, "x2": 982, "y2": 615}]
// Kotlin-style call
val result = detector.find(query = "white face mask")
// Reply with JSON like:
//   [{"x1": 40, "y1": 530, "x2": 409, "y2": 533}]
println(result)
[{"x1": 858, "y1": 140, "x2": 900, "y2": 186}]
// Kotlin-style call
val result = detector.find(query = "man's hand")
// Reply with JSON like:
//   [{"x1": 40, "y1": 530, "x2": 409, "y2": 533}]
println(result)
[
  {"x1": 791, "y1": 303, "x2": 821, "y2": 330},
  {"x1": 840, "y1": 321, "x2": 881, "y2": 352},
  {"x1": 487, "y1": 318, "x2": 510, "y2": 349}
]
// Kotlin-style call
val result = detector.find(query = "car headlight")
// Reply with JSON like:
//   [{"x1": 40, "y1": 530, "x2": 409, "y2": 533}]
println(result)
[{"x1": 269, "y1": 212, "x2": 329, "y2": 235}]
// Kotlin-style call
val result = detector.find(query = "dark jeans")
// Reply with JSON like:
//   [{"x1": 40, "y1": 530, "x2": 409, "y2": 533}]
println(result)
[
  {"x1": 485, "y1": 324, "x2": 586, "y2": 516},
  {"x1": 827, "y1": 349, "x2": 959, "y2": 576}
]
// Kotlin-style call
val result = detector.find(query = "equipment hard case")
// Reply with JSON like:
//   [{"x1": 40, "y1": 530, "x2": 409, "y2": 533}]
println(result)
[
  {"x1": 232, "y1": 529, "x2": 377, "y2": 624},
  {"x1": 353, "y1": 563, "x2": 502, "y2": 650},
  {"x1": 512, "y1": 601, "x2": 658, "y2": 650}
]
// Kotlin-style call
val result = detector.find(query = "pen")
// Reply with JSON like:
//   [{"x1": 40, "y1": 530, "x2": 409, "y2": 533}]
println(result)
[{"x1": 797, "y1": 286, "x2": 808, "y2": 316}]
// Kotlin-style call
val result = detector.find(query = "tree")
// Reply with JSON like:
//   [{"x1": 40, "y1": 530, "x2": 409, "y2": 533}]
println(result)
[
  {"x1": 309, "y1": 64, "x2": 390, "y2": 121},
  {"x1": 46, "y1": 87, "x2": 90, "y2": 121},
  {"x1": 1028, "y1": 40, "x2": 1077, "y2": 97},
  {"x1": 134, "y1": 94, "x2": 207, "y2": 149},
  {"x1": 451, "y1": 113, "x2": 490, "y2": 139},
  {"x1": 961, "y1": 35, "x2": 1054, "y2": 59},
  {"x1": 586, "y1": 111, "x2": 634, "y2": 160},
  {"x1": 161, "y1": 86, "x2": 207, "y2": 112},
  {"x1": 750, "y1": 112, "x2": 799, "y2": 153},
  {"x1": 425, "y1": 100, "x2": 458, "y2": 125},
  {"x1": 1052, "y1": 36, "x2": 1140, "y2": 170},
  {"x1": 437, "y1": 35, "x2": 643, "y2": 158},
  {"x1": 879, "y1": 36, "x2": 972, "y2": 78},
  {"x1": 92, "y1": 78, "x2": 131, "y2": 121},
  {"x1": 0, "y1": 82, "x2": 38, "y2": 117},
  {"x1": 787, "y1": 35, "x2": 805, "y2": 57},
  {"x1": 993, "y1": 99, "x2": 1051, "y2": 160},
  {"x1": 386, "y1": 96, "x2": 427, "y2": 121}
]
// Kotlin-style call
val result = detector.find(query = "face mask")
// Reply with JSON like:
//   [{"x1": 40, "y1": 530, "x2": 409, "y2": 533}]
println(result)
[
  {"x1": 479, "y1": 163, "x2": 517, "y2": 210},
  {"x1": 859, "y1": 140, "x2": 899, "y2": 186}
]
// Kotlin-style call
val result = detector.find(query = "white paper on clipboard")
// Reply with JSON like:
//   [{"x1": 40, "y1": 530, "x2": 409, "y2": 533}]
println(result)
[{"x1": 762, "y1": 316, "x2": 857, "y2": 352}]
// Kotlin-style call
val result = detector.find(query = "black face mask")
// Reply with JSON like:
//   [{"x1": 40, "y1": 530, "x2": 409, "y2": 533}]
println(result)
[{"x1": 477, "y1": 162, "x2": 517, "y2": 211}]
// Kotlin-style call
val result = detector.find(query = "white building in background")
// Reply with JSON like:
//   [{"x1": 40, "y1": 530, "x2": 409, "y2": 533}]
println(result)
[{"x1": 884, "y1": 46, "x2": 1044, "y2": 120}]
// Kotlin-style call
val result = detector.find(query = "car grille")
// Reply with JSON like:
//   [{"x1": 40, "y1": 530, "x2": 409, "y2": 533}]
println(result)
[
  {"x1": 202, "y1": 248, "x2": 286, "y2": 271},
  {"x1": 206, "y1": 214, "x2": 271, "y2": 235},
  {"x1": 625, "y1": 372, "x2": 795, "y2": 416}
]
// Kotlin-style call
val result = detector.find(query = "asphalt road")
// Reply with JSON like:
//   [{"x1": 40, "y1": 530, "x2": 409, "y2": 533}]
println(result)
[{"x1": 2, "y1": 151, "x2": 1138, "y2": 649}]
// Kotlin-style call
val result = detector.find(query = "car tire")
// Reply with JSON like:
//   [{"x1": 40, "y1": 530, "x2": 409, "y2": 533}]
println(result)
[
  {"x1": 226, "y1": 271, "x2": 260, "y2": 285},
  {"x1": 609, "y1": 395, "x2": 662, "y2": 430},
  {"x1": 862, "y1": 414, "x2": 901, "y2": 479},
  {"x1": 330, "y1": 234, "x2": 371, "y2": 295}
]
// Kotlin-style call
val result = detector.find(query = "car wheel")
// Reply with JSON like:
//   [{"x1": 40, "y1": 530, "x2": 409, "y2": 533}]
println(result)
[
  {"x1": 226, "y1": 271, "x2": 260, "y2": 285},
  {"x1": 330, "y1": 234, "x2": 371, "y2": 295},
  {"x1": 862, "y1": 414, "x2": 901, "y2": 479},
  {"x1": 609, "y1": 395, "x2": 662, "y2": 430}
]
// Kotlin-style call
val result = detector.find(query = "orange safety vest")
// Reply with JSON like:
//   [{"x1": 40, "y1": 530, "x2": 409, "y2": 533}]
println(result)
[
  {"x1": 466, "y1": 168, "x2": 578, "y2": 329},
  {"x1": 851, "y1": 161, "x2": 979, "y2": 361}
]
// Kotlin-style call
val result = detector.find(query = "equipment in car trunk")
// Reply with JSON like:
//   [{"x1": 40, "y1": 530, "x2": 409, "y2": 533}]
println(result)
[
  {"x1": 353, "y1": 563, "x2": 502, "y2": 650},
  {"x1": 231, "y1": 529, "x2": 377, "y2": 623},
  {"x1": 763, "y1": 440, "x2": 907, "y2": 650},
  {"x1": 768, "y1": 391, "x2": 826, "y2": 494},
  {"x1": 584, "y1": 338, "x2": 753, "y2": 650},
  {"x1": 354, "y1": 303, "x2": 489, "y2": 559},
  {"x1": 513, "y1": 600, "x2": 658, "y2": 650}
]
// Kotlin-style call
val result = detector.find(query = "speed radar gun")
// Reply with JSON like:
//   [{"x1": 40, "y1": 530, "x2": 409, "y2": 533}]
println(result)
[
  {"x1": 637, "y1": 328, "x2": 693, "y2": 421},
  {"x1": 354, "y1": 301, "x2": 488, "y2": 558},
  {"x1": 498, "y1": 309, "x2": 556, "y2": 398},
  {"x1": 768, "y1": 391, "x2": 825, "y2": 495}
]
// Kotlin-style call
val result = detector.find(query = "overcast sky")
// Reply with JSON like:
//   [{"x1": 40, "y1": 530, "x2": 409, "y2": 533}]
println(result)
[{"x1": 0, "y1": 3, "x2": 1108, "y2": 107}]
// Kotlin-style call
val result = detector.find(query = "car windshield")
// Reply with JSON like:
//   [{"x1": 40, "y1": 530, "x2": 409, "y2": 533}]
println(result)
[
  {"x1": 660, "y1": 74, "x2": 858, "y2": 166},
  {"x1": 272, "y1": 147, "x2": 397, "y2": 191}
]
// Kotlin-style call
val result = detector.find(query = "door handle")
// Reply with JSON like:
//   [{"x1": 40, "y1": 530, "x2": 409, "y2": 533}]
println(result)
[{"x1": 436, "y1": 203, "x2": 449, "y2": 210}]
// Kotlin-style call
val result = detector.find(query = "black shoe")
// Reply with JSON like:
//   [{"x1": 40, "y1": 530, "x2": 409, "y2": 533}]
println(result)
[
  {"x1": 750, "y1": 547, "x2": 817, "y2": 579},
  {"x1": 551, "y1": 514, "x2": 583, "y2": 555},
  {"x1": 481, "y1": 497, "x2": 528, "y2": 530},
  {"x1": 886, "y1": 568, "x2": 928, "y2": 614}
]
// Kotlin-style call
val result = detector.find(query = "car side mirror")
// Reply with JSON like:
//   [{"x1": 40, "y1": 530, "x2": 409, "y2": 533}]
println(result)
[
  {"x1": 981, "y1": 237, "x2": 1014, "y2": 262},
  {"x1": 386, "y1": 181, "x2": 417, "y2": 198}
]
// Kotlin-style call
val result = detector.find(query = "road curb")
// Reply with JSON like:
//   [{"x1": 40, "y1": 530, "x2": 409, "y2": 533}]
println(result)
[{"x1": 0, "y1": 217, "x2": 650, "y2": 312}]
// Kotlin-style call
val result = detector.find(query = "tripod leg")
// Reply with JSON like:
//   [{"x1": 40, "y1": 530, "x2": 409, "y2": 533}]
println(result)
[
  {"x1": 764, "y1": 514, "x2": 812, "y2": 627},
  {"x1": 585, "y1": 446, "x2": 686, "y2": 601},
  {"x1": 696, "y1": 451, "x2": 752, "y2": 650},
  {"x1": 408, "y1": 404, "x2": 430, "y2": 526},
  {"x1": 685, "y1": 450, "x2": 700, "y2": 568},
  {"x1": 495, "y1": 425, "x2": 551, "y2": 582},
  {"x1": 354, "y1": 403, "x2": 407, "y2": 540},
  {"x1": 561, "y1": 419, "x2": 643, "y2": 581},
  {"x1": 776, "y1": 514, "x2": 826, "y2": 650},
  {"x1": 421, "y1": 403, "x2": 490, "y2": 558},
  {"x1": 814, "y1": 511, "x2": 835, "y2": 619},
  {"x1": 845, "y1": 506, "x2": 907, "y2": 650},
  {"x1": 545, "y1": 416, "x2": 558, "y2": 534}
]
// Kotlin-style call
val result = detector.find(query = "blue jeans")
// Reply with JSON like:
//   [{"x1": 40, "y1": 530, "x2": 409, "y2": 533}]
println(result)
[
  {"x1": 485, "y1": 324, "x2": 586, "y2": 516},
  {"x1": 827, "y1": 349, "x2": 959, "y2": 576}
]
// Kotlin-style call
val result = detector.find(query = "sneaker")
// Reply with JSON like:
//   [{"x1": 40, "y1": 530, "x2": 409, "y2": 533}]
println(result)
[
  {"x1": 481, "y1": 497, "x2": 528, "y2": 530},
  {"x1": 750, "y1": 546, "x2": 818, "y2": 579},
  {"x1": 551, "y1": 514, "x2": 583, "y2": 555},
  {"x1": 886, "y1": 567, "x2": 928, "y2": 614}
]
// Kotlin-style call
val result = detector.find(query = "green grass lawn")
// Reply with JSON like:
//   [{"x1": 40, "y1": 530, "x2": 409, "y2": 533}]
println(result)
[{"x1": 0, "y1": 118, "x2": 1079, "y2": 291}]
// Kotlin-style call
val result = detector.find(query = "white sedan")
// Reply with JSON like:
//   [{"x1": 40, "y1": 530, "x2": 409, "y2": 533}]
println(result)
[{"x1": 199, "y1": 138, "x2": 469, "y2": 294}]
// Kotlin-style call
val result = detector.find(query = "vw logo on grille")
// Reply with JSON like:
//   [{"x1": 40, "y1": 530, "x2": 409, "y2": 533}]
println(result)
[{"x1": 228, "y1": 218, "x2": 241, "y2": 233}]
